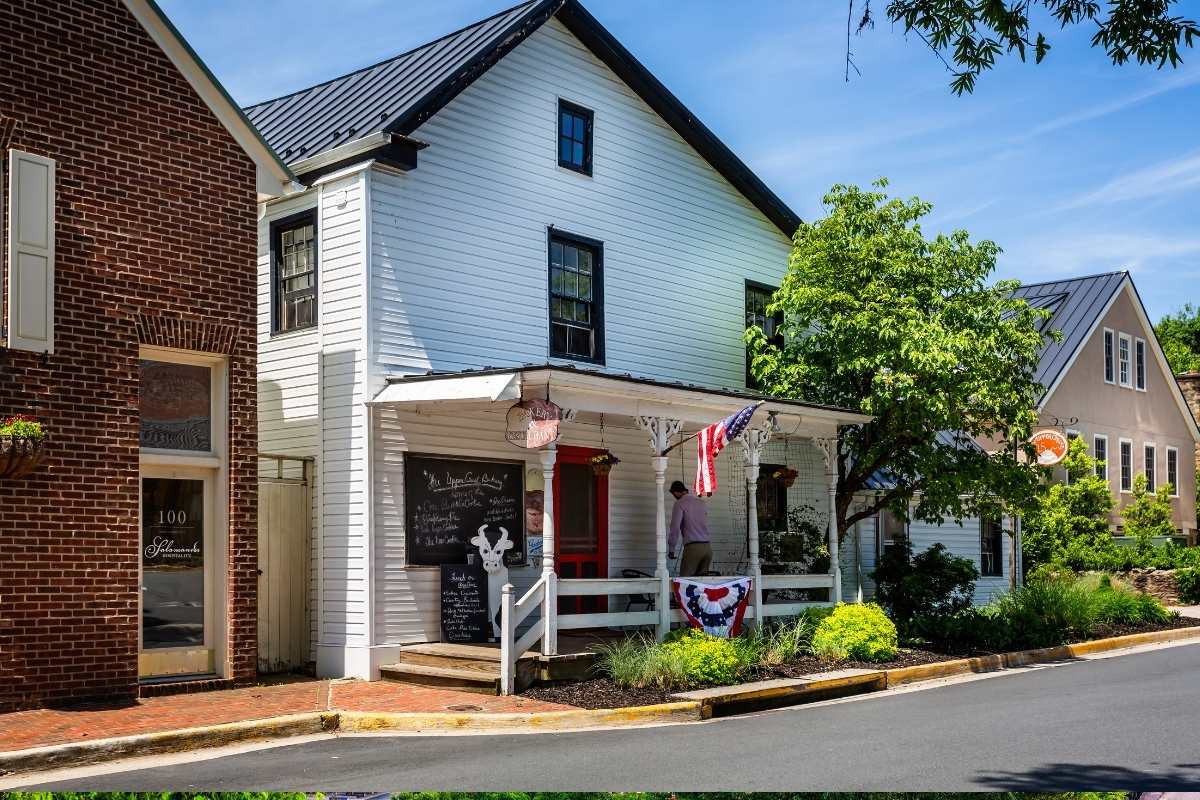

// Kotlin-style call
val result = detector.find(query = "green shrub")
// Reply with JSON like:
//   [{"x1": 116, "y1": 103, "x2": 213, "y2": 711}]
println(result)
[
  {"x1": 811, "y1": 602, "x2": 899, "y2": 662},
  {"x1": 1088, "y1": 575, "x2": 1170, "y2": 624},
  {"x1": 872, "y1": 541, "x2": 978, "y2": 632},
  {"x1": 1178, "y1": 567, "x2": 1200, "y2": 604},
  {"x1": 661, "y1": 629, "x2": 752, "y2": 686},
  {"x1": 993, "y1": 577, "x2": 1096, "y2": 648}
]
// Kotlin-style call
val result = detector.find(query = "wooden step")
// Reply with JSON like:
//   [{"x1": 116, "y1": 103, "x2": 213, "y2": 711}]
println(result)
[
  {"x1": 401, "y1": 642, "x2": 538, "y2": 661},
  {"x1": 380, "y1": 662, "x2": 502, "y2": 695}
]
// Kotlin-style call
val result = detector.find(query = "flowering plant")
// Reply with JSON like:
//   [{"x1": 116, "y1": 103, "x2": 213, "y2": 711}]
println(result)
[
  {"x1": 0, "y1": 414, "x2": 44, "y2": 440},
  {"x1": 589, "y1": 451, "x2": 620, "y2": 466}
]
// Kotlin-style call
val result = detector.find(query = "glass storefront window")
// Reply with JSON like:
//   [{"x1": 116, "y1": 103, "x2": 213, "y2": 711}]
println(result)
[
  {"x1": 142, "y1": 477, "x2": 205, "y2": 649},
  {"x1": 139, "y1": 360, "x2": 212, "y2": 451}
]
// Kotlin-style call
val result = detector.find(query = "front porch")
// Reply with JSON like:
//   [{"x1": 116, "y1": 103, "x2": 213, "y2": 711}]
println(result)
[{"x1": 368, "y1": 365, "x2": 869, "y2": 694}]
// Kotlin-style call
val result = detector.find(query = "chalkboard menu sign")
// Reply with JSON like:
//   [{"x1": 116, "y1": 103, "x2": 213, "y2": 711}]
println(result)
[
  {"x1": 405, "y1": 455, "x2": 525, "y2": 566},
  {"x1": 440, "y1": 562, "x2": 492, "y2": 643}
]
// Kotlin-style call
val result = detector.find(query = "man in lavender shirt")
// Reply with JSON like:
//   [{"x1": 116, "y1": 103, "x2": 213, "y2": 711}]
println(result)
[{"x1": 668, "y1": 480, "x2": 712, "y2": 576}]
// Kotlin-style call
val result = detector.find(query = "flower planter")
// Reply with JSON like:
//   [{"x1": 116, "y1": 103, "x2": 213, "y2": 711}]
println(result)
[
  {"x1": 0, "y1": 435, "x2": 47, "y2": 479},
  {"x1": 592, "y1": 462, "x2": 613, "y2": 477},
  {"x1": 780, "y1": 476, "x2": 797, "y2": 489}
]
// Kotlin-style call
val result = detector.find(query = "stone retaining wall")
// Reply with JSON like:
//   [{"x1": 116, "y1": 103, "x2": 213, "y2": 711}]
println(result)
[{"x1": 1120, "y1": 569, "x2": 1183, "y2": 605}]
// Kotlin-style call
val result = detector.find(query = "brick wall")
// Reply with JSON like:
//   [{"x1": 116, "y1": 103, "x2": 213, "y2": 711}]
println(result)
[{"x1": 0, "y1": 0, "x2": 258, "y2": 711}]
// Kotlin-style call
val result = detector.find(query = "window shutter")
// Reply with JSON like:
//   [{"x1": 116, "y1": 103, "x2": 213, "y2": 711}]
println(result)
[{"x1": 7, "y1": 149, "x2": 55, "y2": 354}]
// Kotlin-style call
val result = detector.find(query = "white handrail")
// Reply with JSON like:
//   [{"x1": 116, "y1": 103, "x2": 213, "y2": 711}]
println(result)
[{"x1": 500, "y1": 574, "x2": 550, "y2": 695}]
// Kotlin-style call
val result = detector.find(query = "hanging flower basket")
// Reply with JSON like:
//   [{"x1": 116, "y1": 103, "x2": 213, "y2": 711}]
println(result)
[
  {"x1": 0, "y1": 415, "x2": 47, "y2": 480},
  {"x1": 590, "y1": 450, "x2": 620, "y2": 476},
  {"x1": 772, "y1": 467, "x2": 800, "y2": 488}
]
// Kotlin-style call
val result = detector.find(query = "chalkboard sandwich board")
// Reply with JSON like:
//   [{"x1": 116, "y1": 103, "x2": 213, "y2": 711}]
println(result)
[
  {"x1": 440, "y1": 562, "x2": 491, "y2": 643},
  {"x1": 405, "y1": 455, "x2": 525, "y2": 566}
]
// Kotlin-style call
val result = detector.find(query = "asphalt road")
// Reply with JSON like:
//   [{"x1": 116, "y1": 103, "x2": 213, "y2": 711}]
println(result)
[{"x1": 26, "y1": 643, "x2": 1200, "y2": 791}]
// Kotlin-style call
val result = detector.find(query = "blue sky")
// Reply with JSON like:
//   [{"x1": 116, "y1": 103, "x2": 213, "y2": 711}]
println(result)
[{"x1": 162, "y1": 0, "x2": 1200, "y2": 321}]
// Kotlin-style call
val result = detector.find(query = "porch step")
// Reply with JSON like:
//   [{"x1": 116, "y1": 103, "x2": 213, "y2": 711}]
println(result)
[
  {"x1": 379, "y1": 662, "x2": 503, "y2": 695},
  {"x1": 380, "y1": 642, "x2": 540, "y2": 695}
]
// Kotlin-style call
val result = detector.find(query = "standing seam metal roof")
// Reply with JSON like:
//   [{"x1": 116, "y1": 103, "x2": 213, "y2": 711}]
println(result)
[
  {"x1": 242, "y1": 0, "x2": 801, "y2": 234},
  {"x1": 1011, "y1": 271, "x2": 1128, "y2": 401}
]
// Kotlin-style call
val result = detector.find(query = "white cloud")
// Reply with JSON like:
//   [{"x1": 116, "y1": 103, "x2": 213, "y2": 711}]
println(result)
[
  {"x1": 1055, "y1": 149, "x2": 1200, "y2": 211},
  {"x1": 1001, "y1": 230, "x2": 1200, "y2": 279}
]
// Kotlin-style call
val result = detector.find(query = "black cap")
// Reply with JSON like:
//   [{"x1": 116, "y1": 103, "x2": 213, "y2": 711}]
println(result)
[{"x1": 669, "y1": 480, "x2": 687, "y2": 494}]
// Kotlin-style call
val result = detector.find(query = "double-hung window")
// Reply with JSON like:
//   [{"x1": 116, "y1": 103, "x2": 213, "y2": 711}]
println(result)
[
  {"x1": 877, "y1": 509, "x2": 908, "y2": 559},
  {"x1": 1094, "y1": 434, "x2": 1108, "y2": 481},
  {"x1": 1102, "y1": 328, "x2": 1115, "y2": 384},
  {"x1": 557, "y1": 99, "x2": 593, "y2": 175},
  {"x1": 271, "y1": 210, "x2": 318, "y2": 333},
  {"x1": 745, "y1": 282, "x2": 783, "y2": 390},
  {"x1": 1118, "y1": 333, "x2": 1132, "y2": 387},
  {"x1": 980, "y1": 516, "x2": 1004, "y2": 577},
  {"x1": 1135, "y1": 337, "x2": 1147, "y2": 391},
  {"x1": 1119, "y1": 439, "x2": 1133, "y2": 492},
  {"x1": 1144, "y1": 443, "x2": 1157, "y2": 492},
  {"x1": 1167, "y1": 447, "x2": 1180, "y2": 497},
  {"x1": 549, "y1": 232, "x2": 603, "y2": 363}
]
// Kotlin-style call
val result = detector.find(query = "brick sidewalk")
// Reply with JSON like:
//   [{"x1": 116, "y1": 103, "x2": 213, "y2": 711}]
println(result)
[{"x1": 0, "y1": 678, "x2": 575, "y2": 753}]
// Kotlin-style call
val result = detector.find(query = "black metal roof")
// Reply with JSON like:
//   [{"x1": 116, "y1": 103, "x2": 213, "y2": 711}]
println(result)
[
  {"x1": 1012, "y1": 270, "x2": 1128, "y2": 402},
  {"x1": 243, "y1": 0, "x2": 801, "y2": 235}
]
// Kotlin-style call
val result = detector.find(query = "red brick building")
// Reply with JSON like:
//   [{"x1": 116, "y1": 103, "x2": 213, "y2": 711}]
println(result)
[{"x1": 0, "y1": 0, "x2": 293, "y2": 711}]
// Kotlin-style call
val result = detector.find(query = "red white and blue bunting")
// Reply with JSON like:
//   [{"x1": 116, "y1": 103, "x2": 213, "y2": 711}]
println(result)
[{"x1": 672, "y1": 577, "x2": 752, "y2": 638}]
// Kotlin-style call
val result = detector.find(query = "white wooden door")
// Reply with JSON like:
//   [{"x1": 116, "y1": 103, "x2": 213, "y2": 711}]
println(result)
[{"x1": 257, "y1": 466, "x2": 311, "y2": 674}]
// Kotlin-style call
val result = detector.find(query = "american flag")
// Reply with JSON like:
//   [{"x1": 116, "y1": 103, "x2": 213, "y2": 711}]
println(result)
[{"x1": 694, "y1": 403, "x2": 760, "y2": 496}]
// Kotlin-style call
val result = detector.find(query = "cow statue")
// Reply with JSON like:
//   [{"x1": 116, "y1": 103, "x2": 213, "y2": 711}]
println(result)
[{"x1": 470, "y1": 525, "x2": 514, "y2": 639}]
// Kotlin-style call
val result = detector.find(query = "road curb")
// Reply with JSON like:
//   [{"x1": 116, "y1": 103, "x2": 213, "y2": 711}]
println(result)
[
  {"x1": 0, "y1": 702, "x2": 701, "y2": 778},
  {"x1": 0, "y1": 711, "x2": 336, "y2": 778},
  {"x1": 884, "y1": 625, "x2": 1200, "y2": 687},
  {"x1": 673, "y1": 669, "x2": 886, "y2": 719}
]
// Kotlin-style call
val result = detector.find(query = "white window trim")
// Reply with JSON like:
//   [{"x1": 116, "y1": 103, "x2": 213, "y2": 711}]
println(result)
[
  {"x1": 1134, "y1": 337, "x2": 1147, "y2": 392},
  {"x1": 1119, "y1": 437, "x2": 1134, "y2": 493},
  {"x1": 1094, "y1": 433, "x2": 1108, "y2": 482},
  {"x1": 1102, "y1": 327, "x2": 1115, "y2": 385},
  {"x1": 1166, "y1": 446, "x2": 1180, "y2": 497},
  {"x1": 1118, "y1": 332, "x2": 1132, "y2": 388},
  {"x1": 1144, "y1": 441, "x2": 1157, "y2": 493},
  {"x1": 1064, "y1": 429, "x2": 1081, "y2": 484}
]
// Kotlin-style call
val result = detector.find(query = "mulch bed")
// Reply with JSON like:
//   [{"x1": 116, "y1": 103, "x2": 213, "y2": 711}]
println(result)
[{"x1": 522, "y1": 617, "x2": 1200, "y2": 709}]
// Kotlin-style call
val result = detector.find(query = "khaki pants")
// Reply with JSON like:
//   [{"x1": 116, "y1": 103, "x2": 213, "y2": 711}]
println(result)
[{"x1": 679, "y1": 541, "x2": 713, "y2": 577}]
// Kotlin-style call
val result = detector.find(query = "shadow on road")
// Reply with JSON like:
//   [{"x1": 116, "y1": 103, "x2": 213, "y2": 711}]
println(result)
[{"x1": 976, "y1": 761, "x2": 1200, "y2": 790}]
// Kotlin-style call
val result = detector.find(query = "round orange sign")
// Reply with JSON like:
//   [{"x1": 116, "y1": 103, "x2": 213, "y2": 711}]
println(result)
[{"x1": 1031, "y1": 429, "x2": 1069, "y2": 466}]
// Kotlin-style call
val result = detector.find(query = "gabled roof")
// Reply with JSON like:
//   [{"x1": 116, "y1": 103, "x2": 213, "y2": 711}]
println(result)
[
  {"x1": 243, "y1": 0, "x2": 801, "y2": 235},
  {"x1": 122, "y1": 0, "x2": 296, "y2": 198},
  {"x1": 1011, "y1": 271, "x2": 1128, "y2": 402}
]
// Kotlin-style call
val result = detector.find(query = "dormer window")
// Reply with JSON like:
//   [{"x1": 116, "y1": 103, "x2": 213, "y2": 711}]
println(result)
[{"x1": 558, "y1": 99, "x2": 593, "y2": 175}]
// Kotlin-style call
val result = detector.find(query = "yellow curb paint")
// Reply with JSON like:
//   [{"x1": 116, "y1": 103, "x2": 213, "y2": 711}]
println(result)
[
  {"x1": 886, "y1": 625, "x2": 1200, "y2": 687},
  {"x1": 337, "y1": 702, "x2": 702, "y2": 732}
]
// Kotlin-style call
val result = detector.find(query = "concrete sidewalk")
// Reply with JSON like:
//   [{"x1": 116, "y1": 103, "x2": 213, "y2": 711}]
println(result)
[{"x1": 0, "y1": 677, "x2": 572, "y2": 754}]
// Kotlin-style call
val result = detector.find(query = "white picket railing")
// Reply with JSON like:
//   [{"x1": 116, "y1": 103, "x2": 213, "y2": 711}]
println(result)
[{"x1": 499, "y1": 572, "x2": 837, "y2": 694}]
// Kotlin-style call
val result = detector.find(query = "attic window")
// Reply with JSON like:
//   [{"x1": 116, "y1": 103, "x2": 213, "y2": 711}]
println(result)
[{"x1": 558, "y1": 99, "x2": 593, "y2": 175}]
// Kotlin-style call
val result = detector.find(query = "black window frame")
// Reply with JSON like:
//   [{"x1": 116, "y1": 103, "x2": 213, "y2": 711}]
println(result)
[
  {"x1": 1167, "y1": 447, "x2": 1179, "y2": 496},
  {"x1": 1145, "y1": 443, "x2": 1157, "y2": 492},
  {"x1": 1103, "y1": 328, "x2": 1115, "y2": 383},
  {"x1": 1094, "y1": 434, "x2": 1108, "y2": 481},
  {"x1": 557, "y1": 99, "x2": 594, "y2": 176},
  {"x1": 980, "y1": 515, "x2": 1004, "y2": 577},
  {"x1": 1120, "y1": 439, "x2": 1133, "y2": 492},
  {"x1": 270, "y1": 208, "x2": 319, "y2": 335},
  {"x1": 745, "y1": 280, "x2": 783, "y2": 390},
  {"x1": 1135, "y1": 337, "x2": 1147, "y2": 390},
  {"x1": 547, "y1": 229, "x2": 604, "y2": 365}
]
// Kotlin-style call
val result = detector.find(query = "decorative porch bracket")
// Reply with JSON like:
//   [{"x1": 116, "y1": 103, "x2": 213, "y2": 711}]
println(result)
[
  {"x1": 635, "y1": 415, "x2": 682, "y2": 641},
  {"x1": 738, "y1": 412, "x2": 777, "y2": 626},
  {"x1": 814, "y1": 435, "x2": 842, "y2": 603}
]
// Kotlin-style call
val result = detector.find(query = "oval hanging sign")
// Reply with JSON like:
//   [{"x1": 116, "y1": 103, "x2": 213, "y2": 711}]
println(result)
[
  {"x1": 1030, "y1": 429, "x2": 1069, "y2": 466},
  {"x1": 504, "y1": 399, "x2": 562, "y2": 449}
]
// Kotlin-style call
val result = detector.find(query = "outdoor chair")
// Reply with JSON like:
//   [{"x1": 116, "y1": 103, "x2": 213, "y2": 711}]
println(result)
[{"x1": 622, "y1": 569, "x2": 655, "y2": 612}]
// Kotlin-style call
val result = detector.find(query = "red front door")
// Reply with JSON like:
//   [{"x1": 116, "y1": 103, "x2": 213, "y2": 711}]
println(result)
[{"x1": 553, "y1": 446, "x2": 609, "y2": 615}]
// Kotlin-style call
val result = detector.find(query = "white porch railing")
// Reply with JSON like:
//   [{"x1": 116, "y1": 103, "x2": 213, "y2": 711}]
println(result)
[{"x1": 498, "y1": 573, "x2": 556, "y2": 695}]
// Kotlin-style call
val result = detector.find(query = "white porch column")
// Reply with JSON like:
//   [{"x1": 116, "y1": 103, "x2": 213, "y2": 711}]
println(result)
[
  {"x1": 739, "y1": 420, "x2": 773, "y2": 627},
  {"x1": 817, "y1": 435, "x2": 842, "y2": 604},
  {"x1": 637, "y1": 416, "x2": 681, "y2": 642},
  {"x1": 539, "y1": 444, "x2": 557, "y2": 655}
]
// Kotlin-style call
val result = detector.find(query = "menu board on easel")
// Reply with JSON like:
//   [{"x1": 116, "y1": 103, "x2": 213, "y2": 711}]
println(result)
[
  {"x1": 404, "y1": 455, "x2": 525, "y2": 566},
  {"x1": 440, "y1": 562, "x2": 491, "y2": 643}
]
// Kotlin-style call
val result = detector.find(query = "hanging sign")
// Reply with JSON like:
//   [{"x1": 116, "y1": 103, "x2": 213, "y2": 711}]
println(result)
[
  {"x1": 1030, "y1": 429, "x2": 1069, "y2": 466},
  {"x1": 504, "y1": 399, "x2": 561, "y2": 449}
]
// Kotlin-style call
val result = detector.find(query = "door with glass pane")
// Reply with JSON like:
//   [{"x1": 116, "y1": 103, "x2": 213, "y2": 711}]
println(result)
[
  {"x1": 139, "y1": 471, "x2": 215, "y2": 676},
  {"x1": 554, "y1": 446, "x2": 608, "y2": 615}
]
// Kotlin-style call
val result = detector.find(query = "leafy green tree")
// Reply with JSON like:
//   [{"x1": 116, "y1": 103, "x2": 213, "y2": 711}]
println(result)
[
  {"x1": 1122, "y1": 472, "x2": 1178, "y2": 553},
  {"x1": 1021, "y1": 436, "x2": 1117, "y2": 574},
  {"x1": 747, "y1": 179, "x2": 1051, "y2": 544},
  {"x1": 851, "y1": 0, "x2": 1199, "y2": 94},
  {"x1": 1155, "y1": 303, "x2": 1200, "y2": 375}
]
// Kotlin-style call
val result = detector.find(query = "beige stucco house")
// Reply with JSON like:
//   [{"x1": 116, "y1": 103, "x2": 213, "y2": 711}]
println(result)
[{"x1": 1015, "y1": 272, "x2": 1199, "y2": 539}]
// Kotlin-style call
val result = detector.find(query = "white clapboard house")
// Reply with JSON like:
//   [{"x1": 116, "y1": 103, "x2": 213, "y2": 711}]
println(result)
[{"x1": 246, "y1": 0, "x2": 1008, "y2": 691}]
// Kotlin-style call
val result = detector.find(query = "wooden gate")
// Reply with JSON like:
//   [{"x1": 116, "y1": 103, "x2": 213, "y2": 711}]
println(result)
[{"x1": 257, "y1": 454, "x2": 312, "y2": 674}]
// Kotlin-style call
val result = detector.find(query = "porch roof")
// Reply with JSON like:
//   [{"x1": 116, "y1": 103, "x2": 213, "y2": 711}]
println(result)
[{"x1": 370, "y1": 363, "x2": 869, "y2": 428}]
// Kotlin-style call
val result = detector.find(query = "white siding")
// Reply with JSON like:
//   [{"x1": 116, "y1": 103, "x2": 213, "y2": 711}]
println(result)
[
  {"x1": 368, "y1": 18, "x2": 792, "y2": 387},
  {"x1": 257, "y1": 189, "x2": 322, "y2": 657}
]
